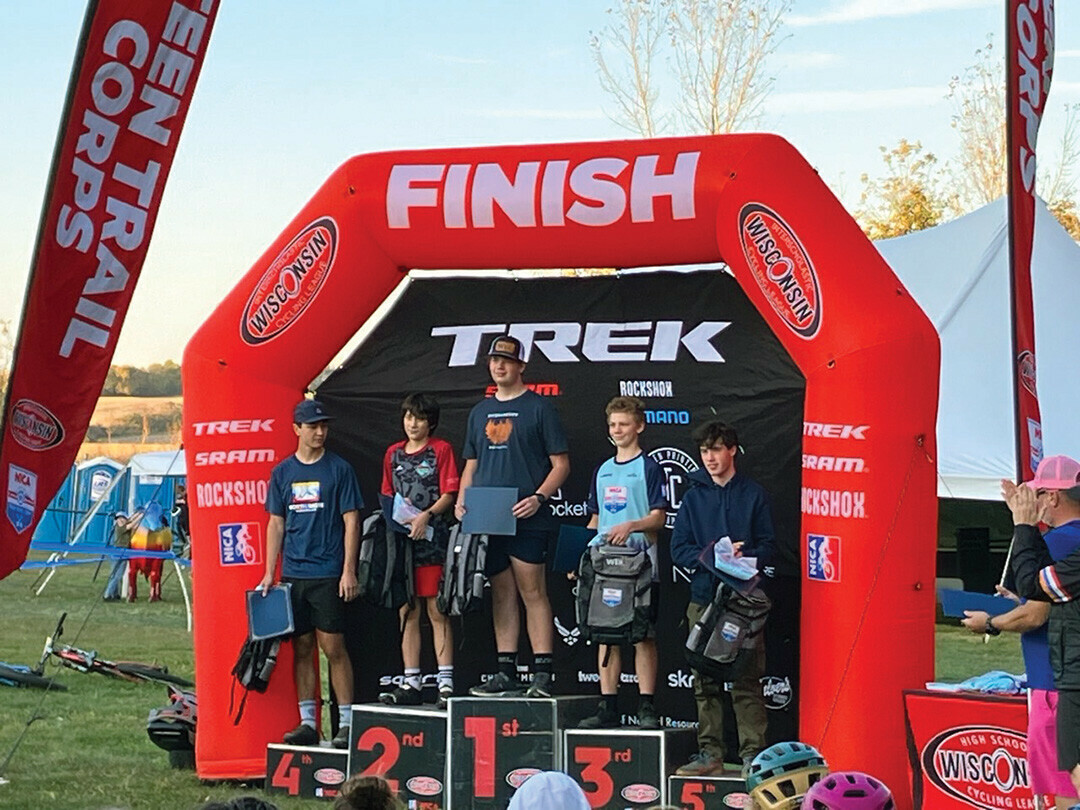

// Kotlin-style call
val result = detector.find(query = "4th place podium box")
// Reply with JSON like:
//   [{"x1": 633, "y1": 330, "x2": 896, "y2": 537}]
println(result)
[{"x1": 266, "y1": 696, "x2": 751, "y2": 808}]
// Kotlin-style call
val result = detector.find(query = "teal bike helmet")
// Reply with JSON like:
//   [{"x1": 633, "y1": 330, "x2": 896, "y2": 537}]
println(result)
[{"x1": 746, "y1": 742, "x2": 829, "y2": 810}]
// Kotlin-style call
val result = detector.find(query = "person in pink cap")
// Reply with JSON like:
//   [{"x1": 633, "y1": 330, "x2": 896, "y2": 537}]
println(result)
[{"x1": 1003, "y1": 455, "x2": 1080, "y2": 800}]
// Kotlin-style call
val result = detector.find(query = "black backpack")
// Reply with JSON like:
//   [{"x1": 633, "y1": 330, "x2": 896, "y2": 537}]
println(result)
[
  {"x1": 575, "y1": 544, "x2": 655, "y2": 647},
  {"x1": 229, "y1": 636, "x2": 281, "y2": 725},
  {"x1": 358, "y1": 511, "x2": 412, "y2": 610},
  {"x1": 685, "y1": 580, "x2": 771, "y2": 682},
  {"x1": 436, "y1": 526, "x2": 487, "y2": 616}
]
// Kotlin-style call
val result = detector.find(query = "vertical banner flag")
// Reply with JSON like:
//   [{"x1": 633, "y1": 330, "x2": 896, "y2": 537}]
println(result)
[
  {"x1": 0, "y1": 0, "x2": 219, "y2": 579},
  {"x1": 1006, "y1": 0, "x2": 1054, "y2": 480}
]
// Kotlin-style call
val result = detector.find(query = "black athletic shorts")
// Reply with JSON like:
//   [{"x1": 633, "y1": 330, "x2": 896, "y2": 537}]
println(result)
[
  {"x1": 283, "y1": 576, "x2": 345, "y2": 636},
  {"x1": 1057, "y1": 688, "x2": 1080, "y2": 771},
  {"x1": 485, "y1": 525, "x2": 551, "y2": 576}
]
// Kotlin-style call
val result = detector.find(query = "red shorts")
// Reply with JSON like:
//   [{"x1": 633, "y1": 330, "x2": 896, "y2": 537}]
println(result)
[{"x1": 414, "y1": 564, "x2": 442, "y2": 598}]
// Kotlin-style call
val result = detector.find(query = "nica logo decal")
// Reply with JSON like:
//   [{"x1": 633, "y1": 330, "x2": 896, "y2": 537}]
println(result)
[
  {"x1": 807, "y1": 534, "x2": 840, "y2": 582},
  {"x1": 218, "y1": 522, "x2": 262, "y2": 567},
  {"x1": 241, "y1": 216, "x2": 338, "y2": 345},
  {"x1": 10, "y1": 399, "x2": 65, "y2": 451},
  {"x1": 921, "y1": 725, "x2": 1031, "y2": 810},
  {"x1": 739, "y1": 203, "x2": 822, "y2": 339},
  {"x1": 6, "y1": 463, "x2": 38, "y2": 534},
  {"x1": 603, "y1": 485, "x2": 628, "y2": 514}
]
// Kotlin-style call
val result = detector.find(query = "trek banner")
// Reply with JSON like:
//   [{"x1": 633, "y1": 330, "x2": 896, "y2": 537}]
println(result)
[
  {"x1": 0, "y1": 1, "x2": 218, "y2": 579},
  {"x1": 1006, "y1": 0, "x2": 1054, "y2": 480}
]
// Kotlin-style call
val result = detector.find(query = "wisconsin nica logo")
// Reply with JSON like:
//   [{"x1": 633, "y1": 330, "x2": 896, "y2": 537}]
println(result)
[
  {"x1": 1017, "y1": 350, "x2": 1037, "y2": 396},
  {"x1": 921, "y1": 725, "x2": 1030, "y2": 810},
  {"x1": 9, "y1": 399, "x2": 65, "y2": 451},
  {"x1": 241, "y1": 217, "x2": 338, "y2": 345},
  {"x1": 738, "y1": 203, "x2": 822, "y2": 339}
]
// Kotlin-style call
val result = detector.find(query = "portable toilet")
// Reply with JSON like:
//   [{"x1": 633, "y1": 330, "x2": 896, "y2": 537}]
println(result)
[
  {"x1": 30, "y1": 464, "x2": 77, "y2": 545},
  {"x1": 125, "y1": 450, "x2": 186, "y2": 526},
  {"x1": 72, "y1": 457, "x2": 126, "y2": 545}
]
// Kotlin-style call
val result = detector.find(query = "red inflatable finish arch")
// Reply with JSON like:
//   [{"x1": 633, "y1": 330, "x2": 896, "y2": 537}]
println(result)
[{"x1": 183, "y1": 135, "x2": 939, "y2": 794}]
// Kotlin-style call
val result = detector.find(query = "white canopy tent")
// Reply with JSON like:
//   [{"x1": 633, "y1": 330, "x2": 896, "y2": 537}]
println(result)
[{"x1": 874, "y1": 197, "x2": 1080, "y2": 500}]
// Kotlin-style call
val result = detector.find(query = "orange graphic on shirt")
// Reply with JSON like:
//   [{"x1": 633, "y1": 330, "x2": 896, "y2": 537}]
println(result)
[{"x1": 485, "y1": 418, "x2": 513, "y2": 445}]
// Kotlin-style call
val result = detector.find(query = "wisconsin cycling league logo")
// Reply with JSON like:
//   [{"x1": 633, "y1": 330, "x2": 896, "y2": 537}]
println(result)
[
  {"x1": 218, "y1": 522, "x2": 262, "y2": 566},
  {"x1": 647, "y1": 447, "x2": 700, "y2": 529},
  {"x1": 9, "y1": 399, "x2": 65, "y2": 451},
  {"x1": 921, "y1": 725, "x2": 1031, "y2": 810},
  {"x1": 1017, "y1": 350, "x2": 1037, "y2": 396},
  {"x1": 807, "y1": 534, "x2": 840, "y2": 582},
  {"x1": 739, "y1": 202, "x2": 822, "y2": 339},
  {"x1": 241, "y1": 216, "x2": 338, "y2": 345}
]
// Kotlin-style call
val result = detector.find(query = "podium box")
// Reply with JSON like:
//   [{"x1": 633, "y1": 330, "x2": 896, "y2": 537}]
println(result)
[
  {"x1": 348, "y1": 703, "x2": 449, "y2": 807},
  {"x1": 266, "y1": 743, "x2": 349, "y2": 801},
  {"x1": 564, "y1": 728, "x2": 697, "y2": 808},
  {"x1": 447, "y1": 695, "x2": 593, "y2": 808},
  {"x1": 668, "y1": 774, "x2": 750, "y2": 810}
]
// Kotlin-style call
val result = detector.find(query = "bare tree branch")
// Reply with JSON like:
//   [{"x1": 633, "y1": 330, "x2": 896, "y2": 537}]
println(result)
[{"x1": 590, "y1": 0, "x2": 667, "y2": 137}]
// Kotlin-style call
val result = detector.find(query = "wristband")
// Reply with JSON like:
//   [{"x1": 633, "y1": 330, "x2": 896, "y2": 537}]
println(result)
[{"x1": 985, "y1": 616, "x2": 1001, "y2": 636}]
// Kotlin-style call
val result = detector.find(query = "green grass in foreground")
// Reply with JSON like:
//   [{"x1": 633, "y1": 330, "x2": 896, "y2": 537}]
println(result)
[{"x1": 0, "y1": 557, "x2": 1024, "y2": 809}]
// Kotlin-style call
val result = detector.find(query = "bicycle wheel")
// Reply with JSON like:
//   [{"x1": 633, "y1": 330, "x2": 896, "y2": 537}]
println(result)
[
  {"x1": 0, "y1": 662, "x2": 67, "y2": 691},
  {"x1": 115, "y1": 662, "x2": 194, "y2": 687}
]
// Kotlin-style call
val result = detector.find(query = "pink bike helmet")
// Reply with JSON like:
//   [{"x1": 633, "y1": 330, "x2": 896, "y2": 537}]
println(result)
[{"x1": 801, "y1": 772, "x2": 895, "y2": 810}]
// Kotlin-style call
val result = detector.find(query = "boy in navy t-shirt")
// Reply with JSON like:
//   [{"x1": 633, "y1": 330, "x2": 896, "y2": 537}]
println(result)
[
  {"x1": 260, "y1": 399, "x2": 363, "y2": 749},
  {"x1": 579, "y1": 396, "x2": 666, "y2": 729},
  {"x1": 378, "y1": 393, "x2": 460, "y2": 709}
]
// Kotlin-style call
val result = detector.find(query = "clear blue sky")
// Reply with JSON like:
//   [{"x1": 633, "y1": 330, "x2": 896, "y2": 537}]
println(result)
[{"x1": 1, "y1": 1, "x2": 1077, "y2": 366}]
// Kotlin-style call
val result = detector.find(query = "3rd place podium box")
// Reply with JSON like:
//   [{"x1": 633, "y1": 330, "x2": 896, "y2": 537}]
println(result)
[
  {"x1": 448, "y1": 695, "x2": 594, "y2": 809},
  {"x1": 348, "y1": 703, "x2": 449, "y2": 808},
  {"x1": 564, "y1": 727, "x2": 698, "y2": 809}
]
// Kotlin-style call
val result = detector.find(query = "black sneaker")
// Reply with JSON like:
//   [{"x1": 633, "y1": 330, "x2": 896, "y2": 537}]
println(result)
[
  {"x1": 379, "y1": 685, "x2": 422, "y2": 706},
  {"x1": 469, "y1": 672, "x2": 525, "y2": 697},
  {"x1": 283, "y1": 723, "x2": 319, "y2": 746},
  {"x1": 578, "y1": 702, "x2": 620, "y2": 729},
  {"x1": 331, "y1": 724, "x2": 351, "y2": 749},
  {"x1": 436, "y1": 685, "x2": 453, "y2": 710},
  {"x1": 635, "y1": 701, "x2": 660, "y2": 729},
  {"x1": 524, "y1": 671, "x2": 553, "y2": 698}
]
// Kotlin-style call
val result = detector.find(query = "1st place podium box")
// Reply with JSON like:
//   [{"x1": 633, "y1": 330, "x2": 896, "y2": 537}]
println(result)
[
  {"x1": 564, "y1": 727, "x2": 698, "y2": 808},
  {"x1": 266, "y1": 743, "x2": 349, "y2": 801},
  {"x1": 448, "y1": 695, "x2": 593, "y2": 809},
  {"x1": 669, "y1": 774, "x2": 751, "y2": 810},
  {"x1": 348, "y1": 704, "x2": 449, "y2": 808}
]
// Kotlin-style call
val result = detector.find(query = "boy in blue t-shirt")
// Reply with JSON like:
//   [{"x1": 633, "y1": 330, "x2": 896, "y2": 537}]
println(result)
[{"x1": 579, "y1": 395, "x2": 666, "y2": 729}]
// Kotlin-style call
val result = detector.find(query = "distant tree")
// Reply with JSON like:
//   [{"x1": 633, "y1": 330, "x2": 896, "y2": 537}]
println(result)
[
  {"x1": 101, "y1": 360, "x2": 182, "y2": 396},
  {"x1": 590, "y1": 0, "x2": 790, "y2": 136},
  {"x1": 857, "y1": 140, "x2": 952, "y2": 240}
]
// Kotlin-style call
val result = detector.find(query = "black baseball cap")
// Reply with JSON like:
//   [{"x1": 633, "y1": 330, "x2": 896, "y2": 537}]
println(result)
[
  {"x1": 487, "y1": 334, "x2": 525, "y2": 362},
  {"x1": 293, "y1": 399, "x2": 334, "y2": 424}
]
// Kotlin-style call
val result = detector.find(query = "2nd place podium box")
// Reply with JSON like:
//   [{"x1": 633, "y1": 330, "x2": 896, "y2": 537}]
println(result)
[
  {"x1": 564, "y1": 727, "x2": 698, "y2": 808},
  {"x1": 348, "y1": 704, "x2": 449, "y2": 808},
  {"x1": 448, "y1": 695, "x2": 594, "y2": 809}
]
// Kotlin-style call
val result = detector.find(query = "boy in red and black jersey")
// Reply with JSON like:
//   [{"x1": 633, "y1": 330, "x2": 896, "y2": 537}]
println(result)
[{"x1": 378, "y1": 393, "x2": 460, "y2": 708}]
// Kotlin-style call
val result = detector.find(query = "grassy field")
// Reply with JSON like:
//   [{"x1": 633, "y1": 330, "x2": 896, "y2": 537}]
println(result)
[{"x1": 0, "y1": 558, "x2": 1022, "y2": 810}]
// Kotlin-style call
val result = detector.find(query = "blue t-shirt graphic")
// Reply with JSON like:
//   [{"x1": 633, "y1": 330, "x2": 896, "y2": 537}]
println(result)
[{"x1": 266, "y1": 451, "x2": 363, "y2": 579}]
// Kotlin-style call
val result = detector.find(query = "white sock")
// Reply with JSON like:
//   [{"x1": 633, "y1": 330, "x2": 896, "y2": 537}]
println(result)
[
  {"x1": 298, "y1": 699, "x2": 317, "y2": 729},
  {"x1": 404, "y1": 667, "x2": 422, "y2": 691},
  {"x1": 437, "y1": 665, "x2": 454, "y2": 690},
  {"x1": 337, "y1": 703, "x2": 352, "y2": 729}
]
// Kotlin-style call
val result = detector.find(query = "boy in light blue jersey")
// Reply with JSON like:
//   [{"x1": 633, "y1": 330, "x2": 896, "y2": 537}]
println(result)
[{"x1": 579, "y1": 396, "x2": 666, "y2": 729}]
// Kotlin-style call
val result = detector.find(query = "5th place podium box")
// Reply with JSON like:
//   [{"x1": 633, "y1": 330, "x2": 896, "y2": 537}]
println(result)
[{"x1": 266, "y1": 695, "x2": 751, "y2": 809}]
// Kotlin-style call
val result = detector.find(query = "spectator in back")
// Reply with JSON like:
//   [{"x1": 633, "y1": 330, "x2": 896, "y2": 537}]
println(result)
[{"x1": 103, "y1": 510, "x2": 141, "y2": 601}]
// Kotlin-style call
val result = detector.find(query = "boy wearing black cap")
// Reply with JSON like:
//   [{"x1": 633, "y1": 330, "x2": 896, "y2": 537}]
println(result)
[
  {"x1": 260, "y1": 398, "x2": 364, "y2": 748},
  {"x1": 456, "y1": 335, "x2": 570, "y2": 697}
]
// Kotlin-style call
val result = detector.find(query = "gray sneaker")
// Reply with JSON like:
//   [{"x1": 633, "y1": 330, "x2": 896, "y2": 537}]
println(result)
[
  {"x1": 635, "y1": 701, "x2": 660, "y2": 729},
  {"x1": 469, "y1": 672, "x2": 525, "y2": 697},
  {"x1": 524, "y1": 671, "x2": 553, "y2": 698}
]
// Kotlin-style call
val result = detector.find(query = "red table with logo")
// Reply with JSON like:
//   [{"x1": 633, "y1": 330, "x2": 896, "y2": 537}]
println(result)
[{"x1": 903, "y1": 689, "x2": 1044, "y2": 810}]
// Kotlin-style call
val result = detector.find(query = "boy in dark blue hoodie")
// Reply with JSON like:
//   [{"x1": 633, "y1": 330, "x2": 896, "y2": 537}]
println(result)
[{"x1": 670, "y1": 420, "x2": 775, "y2": 776}]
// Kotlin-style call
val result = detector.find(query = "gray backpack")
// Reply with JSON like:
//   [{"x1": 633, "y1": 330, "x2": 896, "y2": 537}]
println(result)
[
  {"x1": 575, "y1": 544, "x2": 655, "y2": 646},
  {"x1": 685, "y1": 580, "x2": 771, "y2": 681},
  {"x1": 436, "y1": 526, "x2": 488, "y2": 616}
]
